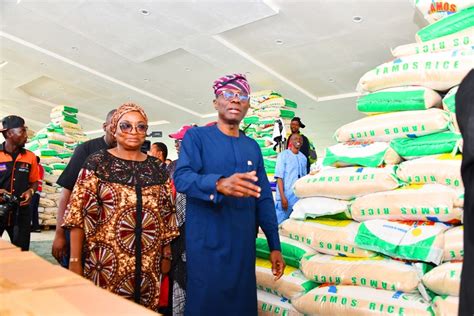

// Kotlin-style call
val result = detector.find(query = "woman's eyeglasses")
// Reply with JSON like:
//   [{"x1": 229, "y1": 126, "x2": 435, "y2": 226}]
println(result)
[
  {"x1": 219, "y1": 90, "x2": 250, "y2": 102},
  {"x1": 118, "y1": 122, "x2": 148, "y2": 134}
]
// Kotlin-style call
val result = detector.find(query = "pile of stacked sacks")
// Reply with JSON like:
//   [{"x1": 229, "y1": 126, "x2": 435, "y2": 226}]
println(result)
[
  {"x1": 25, "y1": 105, "x2": 88, "y2": 226},
  {"x1": 242, "y1": 90, "x2": 298, "y2": 184},
  {"x1": 255, "y1": 4, "x2": 473, "y2": 315}
]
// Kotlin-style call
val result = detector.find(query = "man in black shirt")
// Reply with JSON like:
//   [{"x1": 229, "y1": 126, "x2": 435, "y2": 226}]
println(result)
[
  {"x1": 51, "y1": 109, "x2": 116, "y2": 267},
  {"x1": 457, "y1": 70, "x2": 474, "y2": 316}
]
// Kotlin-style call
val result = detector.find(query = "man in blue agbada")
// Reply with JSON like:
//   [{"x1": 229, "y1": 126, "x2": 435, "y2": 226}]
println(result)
[{"x1": 174, "y1": 74, "x2": 285, "y2": 315}]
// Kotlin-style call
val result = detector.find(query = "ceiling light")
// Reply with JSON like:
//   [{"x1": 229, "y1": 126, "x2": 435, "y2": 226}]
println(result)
[
  {"x1": 140, "y1": 9, "x2": 150, "y2": 16},
  {"x1": 352, "y1": 16, "x2": 363, "y2": 23},
  {"x1": 198, "y1": 102, "x2": 202, "y2": 105},
  {"x1": 71, "y1": 46, "x2": 78, "y2": 50},
  {"x1": 328, "y1": 78, "x2": 335, "y2": 83},
  {"x1": 185, "y1": 68, "x2": 191, "y2": 72},
  {"x1": 0, "y1": 61, "x2": 8, "y2": 68},
  {"x1": 40, "y1": 62, "x2": 46, "y2": 66},
  {"x1": 143, "y1": 78, "x2": 150, "y2": 82},
  {"x1": 275, "y1": 39, "x2": 284, "y2": 45}
]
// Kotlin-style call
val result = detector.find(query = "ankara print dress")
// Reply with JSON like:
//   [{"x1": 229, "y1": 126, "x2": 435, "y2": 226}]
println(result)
[{"x1": 63, "y1": 149, "x2": 179, "y2": 311}]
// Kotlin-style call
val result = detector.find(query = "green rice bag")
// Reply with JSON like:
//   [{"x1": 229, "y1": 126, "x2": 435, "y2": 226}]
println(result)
[
  {"x1": 390, "y1": 132, "x2": 461, "y2": 159},
  {"x1": 357, "y1": 87, "x2": 441, "y2": 113},
  {"x1": 416, "y1": 6, "x2": 474, "y2": 42},
  {"x1": 256, "y1": 234, "x2": 316, "y2": 268}
]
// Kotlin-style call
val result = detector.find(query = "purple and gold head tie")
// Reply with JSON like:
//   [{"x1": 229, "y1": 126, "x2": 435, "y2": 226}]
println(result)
[{"x1": 212, "y1": 73, "x2": 251, "y2": 96}]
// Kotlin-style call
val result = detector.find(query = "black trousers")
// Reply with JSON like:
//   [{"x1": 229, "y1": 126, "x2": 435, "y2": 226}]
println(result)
[
  {"x1": 0, "y1": 205, "x2": 31, "y2": 251},
  {"x1": 30, "y1": 193, "x2": 40, "y2": 230}
]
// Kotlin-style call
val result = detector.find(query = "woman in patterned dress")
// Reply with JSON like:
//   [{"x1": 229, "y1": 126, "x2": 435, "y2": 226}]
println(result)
[{"x1": 63, "y1": 103, "x2": 179, "y2": 311}]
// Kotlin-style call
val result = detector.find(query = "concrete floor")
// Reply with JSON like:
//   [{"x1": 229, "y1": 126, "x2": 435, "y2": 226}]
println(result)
[{"x1": 1, "y1": 229, "x2": 57, "y2": 264}]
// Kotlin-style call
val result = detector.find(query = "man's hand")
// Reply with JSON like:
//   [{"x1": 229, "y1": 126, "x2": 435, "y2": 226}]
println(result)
[
  {"x1": 216, "y1": 171, "x2": 261, "y2": 198},
  {"x1": 52, "y1": 230, "x2": 68, "y2": 262},
  {"x1": 281, "y1": 196, "x2": 288, "y2": 211},
  {"x1": 0, "y1": 189, "x2": 7, "y2": 203},
  {"x1": 19, "y1": 188, "x2": 34, "y2": 206},
  {"x1": 270, "y1": 250, "x2": 285, "y2": 280}
]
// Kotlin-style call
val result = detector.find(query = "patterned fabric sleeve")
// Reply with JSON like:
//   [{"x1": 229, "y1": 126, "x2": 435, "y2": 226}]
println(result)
[
  {"x1": 62, "y1": 167, "x2": 100, "y2": 230},
  {"x1": 159, "y1": 180, "x2": 180, "y2": 245}
]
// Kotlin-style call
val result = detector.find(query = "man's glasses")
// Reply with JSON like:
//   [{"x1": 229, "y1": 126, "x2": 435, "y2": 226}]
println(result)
[
  {"x1": 219, "y1": 90, "x2": 250, "y2": 102},
  {"x1": 174, "y1": 139, "x2": 182, "y2": 146},
  {"x1": 118, "y1": 122, "x2": 148, "y2": 134}
]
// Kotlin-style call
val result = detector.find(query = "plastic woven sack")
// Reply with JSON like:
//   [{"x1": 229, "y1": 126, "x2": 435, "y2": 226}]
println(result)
[
  {"x1": 256, "y1": 258, "x2": 316, "y2": 300},
  {"x1": 280, "y1": 219, "x2": 375, "y2": 258},
  {"x1": 300, "y1": 253, "x2": 421, "y2": 292},
  {"x1": 33, "y1": 149, "x2": 58, "y2": 157},
  {"x1": 264, "y1": 158, "x2": 277, "y2": 174},
  {"x1": 257, "y1": 290, "x2": 302, "y2": 316},
  {"x1": 259, "y1": 97, "x2": 297, "y2": 109},
  {"x1": 357, "y1": 48, "x2": 474, "y2": 92},
  {"x1": 443, "y1": 86, "x2": 458, "y2": 113},
  {"x1": 250, "y1": 90, "x2": 282, "y2": 107},
  {"x1": 51, "y1": 105, "x2": 79, "y2": 114},
  {"x1": 257, "y1": 108, "x2": 295, "y2": 119},
  {"x1": 432, "y1": 295, "x2": 459, "y2": 316},
  {"x1": 422, "y1": 261, "x2": 461, "y2": 296},
  {"x1": 416, "y1": 6, "x2": 474, "y2": 42},
  {"x1": 49, "y1": 163, "x2": 68, "y2": 171},
  {"x1": 443, "y1": 226, "x2": 463, "y2": 262},
  {"x1": 290, "y1": 197, "x2": 350, "y2": 221},
  {"x1": 323, "y1": 141, "x2": 401, "y2": 167},
  {"x1": 415, "y1": 0, "x2": 474, "y2": 23},
  {"x1": 356, "y1": 86, "x2": 441, "y2": 113},
  {"x1": 390, "y1": 132, "x2": 462, "y2": 159},
  {"x1": 293, "y1": 166, "x2": 401, "y2": 200},
  {"x1": 292, "y1": 285, "x2": 433, "y2": 316},
  {"x1": 355, "y1": 220, "x2": 451, "y2": 264},
  {"x1": 350, "y1": 184, "x2": 461, "y2": 223},
  {"x1": 335, "y1": 109, "x2": 451, "y2": 143},
  {"x1": 256, "y1": 234, "x2": 316, "y2": 268},
  {"x1": 392, "y1": 28, "x2": 474, "y2": 57},
  {"x1": 396, "y1": 154, "x2": 463, "y2": 189}
]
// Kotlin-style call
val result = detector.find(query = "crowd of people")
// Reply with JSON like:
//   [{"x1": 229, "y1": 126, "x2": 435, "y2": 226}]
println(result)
[{"x1": 3, "y1": 71, "x2": 472, "y2": 315}]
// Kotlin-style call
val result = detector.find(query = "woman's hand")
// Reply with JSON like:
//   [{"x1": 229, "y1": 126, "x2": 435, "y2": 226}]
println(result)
[{"x1": 69, "y1": 261, "x2": 83, "y2": 276}]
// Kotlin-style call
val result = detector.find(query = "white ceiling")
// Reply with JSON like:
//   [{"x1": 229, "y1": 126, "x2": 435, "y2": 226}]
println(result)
[{"x1": 0, "y1": 0, "x2": 425, "y2": 158}]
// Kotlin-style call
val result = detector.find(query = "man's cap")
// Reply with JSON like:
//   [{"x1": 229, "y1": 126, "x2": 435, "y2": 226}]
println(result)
[
  {"x1": 0, "y1": 115, "x2": 25, "y2": 132},
  {"x1": 291, "y1": 117, "x2": 305, "y2": 129},
  {"x1": 169, "y1": 125, "x2": 195, "y2": 140}
]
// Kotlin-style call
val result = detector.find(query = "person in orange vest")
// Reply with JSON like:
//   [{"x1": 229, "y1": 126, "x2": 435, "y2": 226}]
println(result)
[{"x1": 0, "y1": 115, "x2": 39, "y2": 250}]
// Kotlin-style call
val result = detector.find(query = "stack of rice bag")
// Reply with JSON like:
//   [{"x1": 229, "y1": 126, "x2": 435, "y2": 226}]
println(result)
[
  {"x1": 25, "y1": 105, "x2": 89, "y2": 227},
  {"x1": 243, "y1": 90, "x2": 298, "y2": 185},
  {"x1": 256, "y1": 4, "x2": 473, "y2": 315}
]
